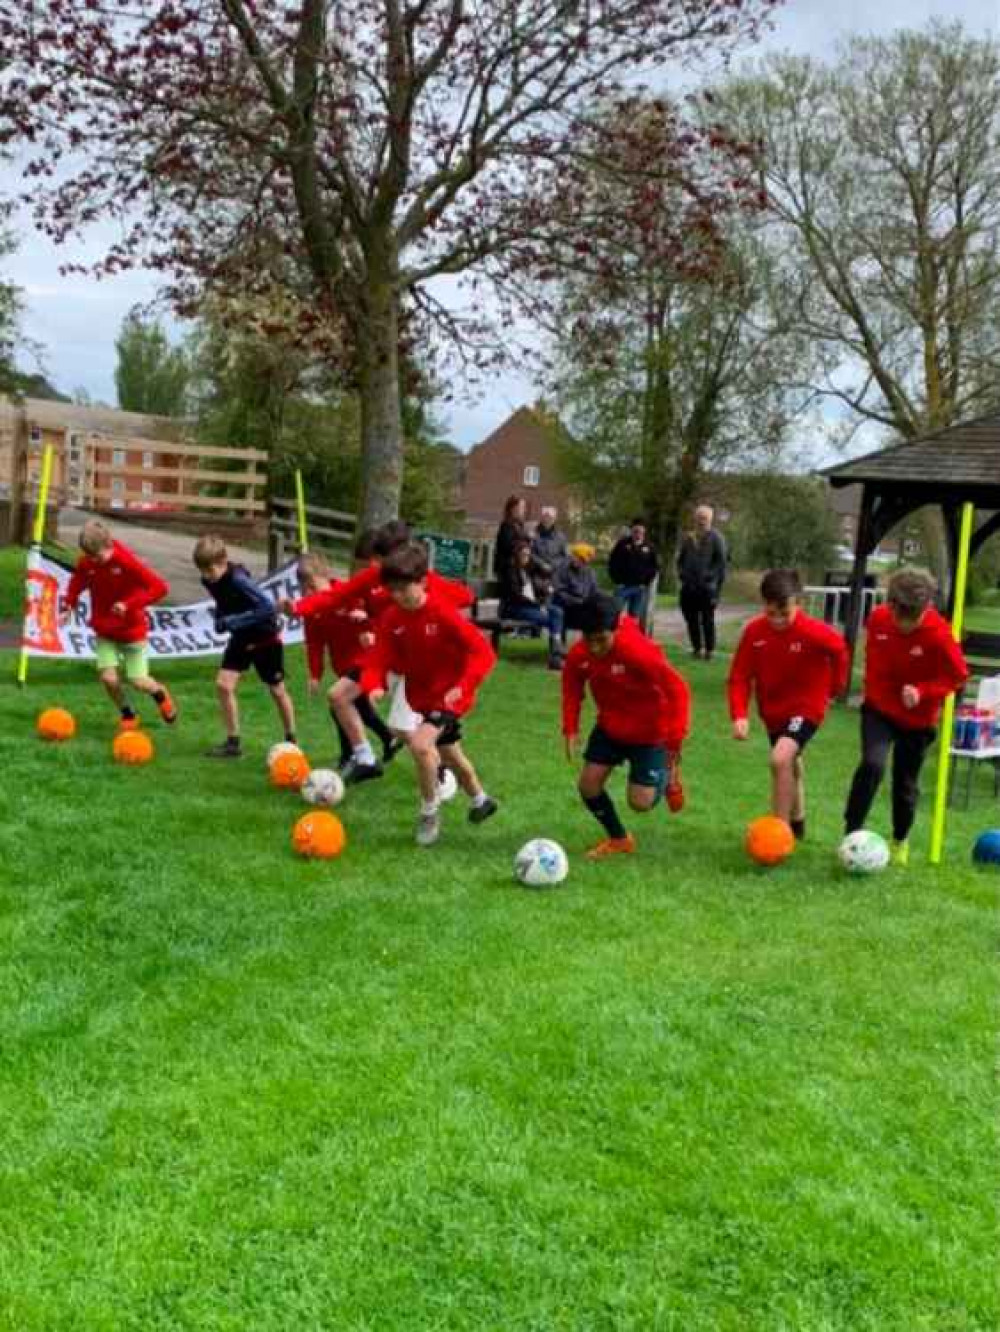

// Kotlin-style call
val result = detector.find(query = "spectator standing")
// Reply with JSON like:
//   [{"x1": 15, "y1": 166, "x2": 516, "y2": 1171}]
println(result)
[
  {"x1": 677, "y1": 505, "x2": 727, "y2": 661},
  {"x1": 608, "y1": 518, "x2": 659, "y2": 634},
  {"x1": 531, "y1": 506, "x2": 569, "y2": 577},
  {"x1": 553, "y1": 543, "x2": 600, "y2": 635},
  {"x1": 495, "y1": 495, "x2": 526, "y2": 579},
  {"x1": 499, "y1": 538, "x2": 565, "y2": 669}
]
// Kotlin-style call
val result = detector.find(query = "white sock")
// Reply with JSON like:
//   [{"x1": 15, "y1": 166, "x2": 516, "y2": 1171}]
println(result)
[
  {"x1": 471, "y1": 791, "x2": 489, "y2": 808},
  {"x1": 421, "y1": 798, "x2": 441, "y2": 817},
  {"x1": 353, "y1": 742, "x2": 376, "y2": 765}
]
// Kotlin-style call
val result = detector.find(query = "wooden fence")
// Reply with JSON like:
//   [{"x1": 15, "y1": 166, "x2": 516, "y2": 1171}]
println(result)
[
  {"x1": 81, "y1": 437, "x2": 268, "y2": 518},
  {"x1": 268, "y1": 496, "x2": 356, "y2": 569}
]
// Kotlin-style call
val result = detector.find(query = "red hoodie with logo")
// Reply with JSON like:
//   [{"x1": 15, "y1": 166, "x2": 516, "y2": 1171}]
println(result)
[
  {"x1": 562, "y1": 616, "x2": 690, "y2": 751},
  {"x1": 65, "y1": 540, "x2": 169, "y2": 642},
  {"x1": 862, "y1": 603, "x2": 967, "y2": 729},
  {"x1": 358, "y1": 593, "x2": 495, "y2": 717},
  {"x1": 727, "y1": 610, "x2": 848, "y2": 733}
]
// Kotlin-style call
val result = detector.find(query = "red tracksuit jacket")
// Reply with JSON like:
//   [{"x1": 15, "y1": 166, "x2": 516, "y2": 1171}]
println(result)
[
  {"x1": 562, "y1": 617, "x2": 690, "y2": 751},
  {"x1": 292, "y1": 565, "x2": 474, "y2": 621},
  {"x1": 358, "y1": 594, "x2": 495, "y2": 717},
  {"x1": 65, "y1": 539, "x2": 169, "y2": 642},
  {"x1": 727, "y1": 610, "x2": 848, "y2": 733},
  {"x1": 862, "y1": 603, "x2": 968, "y2": 729},
  {"x1": 299, "y1": 585, "x2": 377, "y2": 680}
]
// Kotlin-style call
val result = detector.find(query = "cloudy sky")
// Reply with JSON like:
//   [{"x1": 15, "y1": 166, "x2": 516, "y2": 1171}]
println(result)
[{"x1": 5, "y1": 0, "x2": 999, "y2": 450}]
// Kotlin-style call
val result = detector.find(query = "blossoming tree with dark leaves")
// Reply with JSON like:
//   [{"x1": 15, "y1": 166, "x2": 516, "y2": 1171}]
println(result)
[{"x1": 0, "y1": 0, "x2": 778, "y2": 526}]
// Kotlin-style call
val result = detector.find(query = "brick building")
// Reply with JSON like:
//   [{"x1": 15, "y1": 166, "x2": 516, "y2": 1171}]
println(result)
[{"x1": 460, "y1": 405, "x2": 581, "y2": 537}]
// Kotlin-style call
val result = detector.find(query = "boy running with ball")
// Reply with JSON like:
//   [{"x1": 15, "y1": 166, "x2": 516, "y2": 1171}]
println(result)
[
  {"x1": 728, "y1": 568, "x2": 848, "y2": 839},
  {"x1": 60, "y1": 519, "x2": 177, "y2": 729},
  {"x1": 193, "y1": 535, "x2": 297, "y2": 758},
  {"x1": 562, "y1": 594, "x2": 690, "y2": 859},
  {"x1": 843, "y1": 567, "x2": 967, "y2": 866},
  {"x1": 356, "y1": 542, "x2": 498, "y2": 846}
]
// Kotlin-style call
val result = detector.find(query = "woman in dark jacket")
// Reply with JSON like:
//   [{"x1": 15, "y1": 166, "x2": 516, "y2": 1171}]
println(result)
[
  {"x1": 495, "y1": 495, "x2": 527, "y2": 580},
  {"x1": 499, "y1": 538, "x2": 565, "y2": 669}
]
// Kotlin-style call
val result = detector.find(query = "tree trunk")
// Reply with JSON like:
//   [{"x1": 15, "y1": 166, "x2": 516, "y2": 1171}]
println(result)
[{"x1": 357, "y1": 269, "x2": 404, "y2": 531}]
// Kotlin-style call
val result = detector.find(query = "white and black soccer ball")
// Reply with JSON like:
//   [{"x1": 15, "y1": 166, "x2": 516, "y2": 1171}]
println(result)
[
  {"x1": 301, "y1": 767, "x2": 345, "y2": 808},
  {"x1": 437, "y1": 768, "x2": 458, "y2": 803},
  {"x1": 514, "y1": 838, "x2": 569, "y2": 888},
  {"x1": 838, "y1": 830, "x2": 889, "y2": 875},
  {"x1": 267, "y1": 741, "x2": 303, "y2": 771}
]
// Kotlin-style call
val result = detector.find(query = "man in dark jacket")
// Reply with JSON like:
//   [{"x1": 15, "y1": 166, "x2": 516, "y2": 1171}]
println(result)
[
  {"x1": 608, "y1": 519, "x2": 659, "y2": 634},
  {"x1": 676, "y1": 505, "x2": 727, "y2": 661},
  {"x1": 531, "y1": 506, "x2": 569, "y2": 576}
]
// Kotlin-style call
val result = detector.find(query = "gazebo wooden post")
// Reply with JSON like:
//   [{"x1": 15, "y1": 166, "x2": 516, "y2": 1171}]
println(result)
[
  {"x1": 841, "y1": 483, "x2": 874, "y2": 700},
  {"x1": 941, "y1": 502, "x2": 961, "y2": 616}
]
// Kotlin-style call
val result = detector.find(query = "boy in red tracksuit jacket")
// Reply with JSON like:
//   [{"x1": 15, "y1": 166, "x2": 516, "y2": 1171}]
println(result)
[
  {"x1": 844, "y1": 566, "x2": 967, "y2": 866},
  {"x1": 562, "y1": 593, "x2": 690, "y2": 859},
  {"x1": 728, "y1": 568, "x2": 848, "y2": 840},
  {"x1": 294, "y1": 545, "x2": 400, "y2": 770},
  {"x1": 60, "y1": 519, "x2": 177, "y2": 729},
  {"x1": 357, "y1": 541, "x2": 497, "y2": 847},
  {"x1": 282, "y1": 521, "x2": 475, "y2": 784}
]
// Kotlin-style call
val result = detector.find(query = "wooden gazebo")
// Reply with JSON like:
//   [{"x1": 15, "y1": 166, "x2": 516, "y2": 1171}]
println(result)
[{"x1": 822, "y1": 412, "x2": 1000, "y2": 678}]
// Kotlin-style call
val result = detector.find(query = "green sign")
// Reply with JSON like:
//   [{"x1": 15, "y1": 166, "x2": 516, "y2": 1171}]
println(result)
[{"x1": 418, "y1": 531, "x2": 472, "y2": 581}]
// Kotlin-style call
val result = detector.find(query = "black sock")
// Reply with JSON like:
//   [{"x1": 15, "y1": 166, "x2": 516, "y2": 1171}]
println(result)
[
  {"x1": 226, "y1": 735, "x2": 241, "y2": 750},
  {"x1": 583, "y1": 791, "x2": 627, "y2": 840},
  {"x1": 151, "y1": 689, "x2": 165, "y2": 704},
  {"x1": 285, "y1": 732, "x2": 296, "y2": 744},
  {"x1": 331, "y1": 710, "x2": 352, "y2": 765},
  {"x1": 791, "y1": 817, "x2": 806, "y2": 841},
  {"x1": 357, "y1": 696, "x2": 393, "y2": 748},
  {"x1": 121, "y1": 705, "x2": 136, "y2": 719}
]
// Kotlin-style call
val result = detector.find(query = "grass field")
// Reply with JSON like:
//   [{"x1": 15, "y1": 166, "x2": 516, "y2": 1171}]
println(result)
[{"x1": 0, "y1": 625, "x2": 997, "y2": 1331}]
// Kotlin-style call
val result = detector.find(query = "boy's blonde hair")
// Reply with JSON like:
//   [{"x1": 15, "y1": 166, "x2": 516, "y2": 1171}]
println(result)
[
  {"x1": 79, "y1": 519, "x2": 113, "y2": 556},
  {"x1": 297, "y1": 551, "x2": 330, "y2": 581},
  {"x1": 888, "y1": 566, "x2": 936, "y2": 616},
  {"x1": 192, "y1": 534, "x2": 228, "y2": 571}
]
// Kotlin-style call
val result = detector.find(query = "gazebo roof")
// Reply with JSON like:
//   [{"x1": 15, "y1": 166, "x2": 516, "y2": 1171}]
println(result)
[{"x1": 822, "y1": 411, "x2": 1000, "y2": 501}]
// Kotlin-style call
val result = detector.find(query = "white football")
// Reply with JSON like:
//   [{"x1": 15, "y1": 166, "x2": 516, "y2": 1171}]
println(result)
[
  {"x1": 438, "y1": 768, "x2": 458, "y2": 802},
  {"x1": 514, "y1": 838, "x2": 569, "y2": 888},
  {"x1": 301, "y1": 767, "x2": 345, "y2": 808},
  {"x1": 267, "y1": 741, "x2": 303, "y2": 770},
  {"x1": 838, "y1": 830, "x2": 889, "y2": 875}
]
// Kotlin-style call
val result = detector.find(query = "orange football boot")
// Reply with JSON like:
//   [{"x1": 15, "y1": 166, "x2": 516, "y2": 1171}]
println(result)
[
  {"x1": 157, "y1": 688, "x2": 178, "y2": 725},
  {"x1": 586, "y1": 834, "x2": 637, "y2": 860}
]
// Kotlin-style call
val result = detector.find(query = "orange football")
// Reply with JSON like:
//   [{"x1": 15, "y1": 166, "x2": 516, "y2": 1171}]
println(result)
[
  {"x1": 37, "y1": 707, "x2": 76, "y2": 742},
  {"x1": 292, "y1": 811, "x2": 346, "y2": 859},
  {"x1": 270, "y1": 749, "x2": 311, "y2": 789},
  {"x1": 112, "y1": 729, "x2": 155, "y2": 765},
  {"x1": 745, "y1": 815, "x2": 795, "y2": 866}
]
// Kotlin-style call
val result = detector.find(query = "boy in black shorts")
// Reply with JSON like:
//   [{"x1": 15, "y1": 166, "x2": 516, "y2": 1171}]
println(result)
[
  {"x1": 562, "y1": 594, "x2": 690, "y2": 858},
  {"x1": 193, "y1": 535, "x2": 297, "y2": 758}
]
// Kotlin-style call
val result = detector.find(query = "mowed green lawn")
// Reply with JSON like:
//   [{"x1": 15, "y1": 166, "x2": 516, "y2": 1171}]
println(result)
[{"x1": 0, "y1": 633, "x2": 997, "y2": 1331}]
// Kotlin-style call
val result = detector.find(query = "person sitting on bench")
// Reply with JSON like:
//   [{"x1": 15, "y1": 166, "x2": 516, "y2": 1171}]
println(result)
[
  {"x1": 498, "y1": 538, "x2": 565, "y2": 670},
  {"x1": 554, "y1": 543, "x2": 599, "y2": 639}
]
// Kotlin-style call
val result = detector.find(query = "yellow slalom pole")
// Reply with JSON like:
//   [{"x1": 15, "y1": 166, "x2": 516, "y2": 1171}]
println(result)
[
  {"x1": 294, "y1": 468, "x2": 309, "y2": 552},
  {"x1": 929, "y1": 501, "x2": 975, "y2": 865},
  {"x1": 16, "y1": 443, "x2": 55, "y2": 687}
]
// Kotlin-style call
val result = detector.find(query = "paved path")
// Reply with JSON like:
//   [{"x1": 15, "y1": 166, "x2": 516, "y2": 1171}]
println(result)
[{"x1": 57, "y1": 508, "x2": 267, "y2": 604}]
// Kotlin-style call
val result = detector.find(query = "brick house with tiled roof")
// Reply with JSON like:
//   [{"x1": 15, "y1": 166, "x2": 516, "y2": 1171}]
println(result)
[{"x1": 460, "y1": 405, "x2": 581, "y2": 537}]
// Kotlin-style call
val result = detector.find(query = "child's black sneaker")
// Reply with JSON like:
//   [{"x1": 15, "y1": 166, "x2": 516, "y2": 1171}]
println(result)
[
  {"x1": 468, "y1": 796, "x2": 499, "y2": 825},
  {"x1": 206, "y1": 738, "x2": 242, "y2": 759},
  {"x1": 342, "y1": 756, "x2": 384, "y2": 785}
]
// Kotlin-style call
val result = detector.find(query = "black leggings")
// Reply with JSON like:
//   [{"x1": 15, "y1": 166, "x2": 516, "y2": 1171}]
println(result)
[
  {"x1": 679, "y1": 586, "x2": 717, "y2": 654},
  {"x1": 334, "y1": 695, "x2": 393, "y2": 761},
  {"x1": 844, "y1": 706, "x2": 936, "y2": 842}
]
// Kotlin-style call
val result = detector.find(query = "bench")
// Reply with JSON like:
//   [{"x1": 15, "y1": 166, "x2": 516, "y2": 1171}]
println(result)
[{"x1": 471, "y1": 578, "x2": 547, "y2": 652}]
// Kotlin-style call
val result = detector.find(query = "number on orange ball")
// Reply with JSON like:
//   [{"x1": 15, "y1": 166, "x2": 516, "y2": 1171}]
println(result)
[
  {"x1": 36, "y1": 707, "x2": 76, "y2": 742},
  {"x1": 112, "y1": 730, "x2": 155, "y2": 765},
  {"x1": 270, "y1": 749, "x2": 311, "y2": 789},
  {"x1": 292, "y1": 811, "x2": 346, "y2": 859},
  {"x1": 745, "y1": 815, "x2": 795, "y2": 866}
]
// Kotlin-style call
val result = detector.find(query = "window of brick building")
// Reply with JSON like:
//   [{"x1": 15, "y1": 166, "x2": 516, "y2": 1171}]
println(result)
[
  {"x1": 523, "y1": 465, "x2": 540, "y2": 487},
  {"x1": 143, "y1": 451, "x2": 154, "y2": 469},
  {"x1": 113, "y1": 448, "x2": 126, "y2": 468}
]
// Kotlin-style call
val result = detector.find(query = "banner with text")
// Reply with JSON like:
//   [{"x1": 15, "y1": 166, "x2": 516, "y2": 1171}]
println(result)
[{"x1": 21, "y1": 549, "x2": 305, "y2": 661}]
